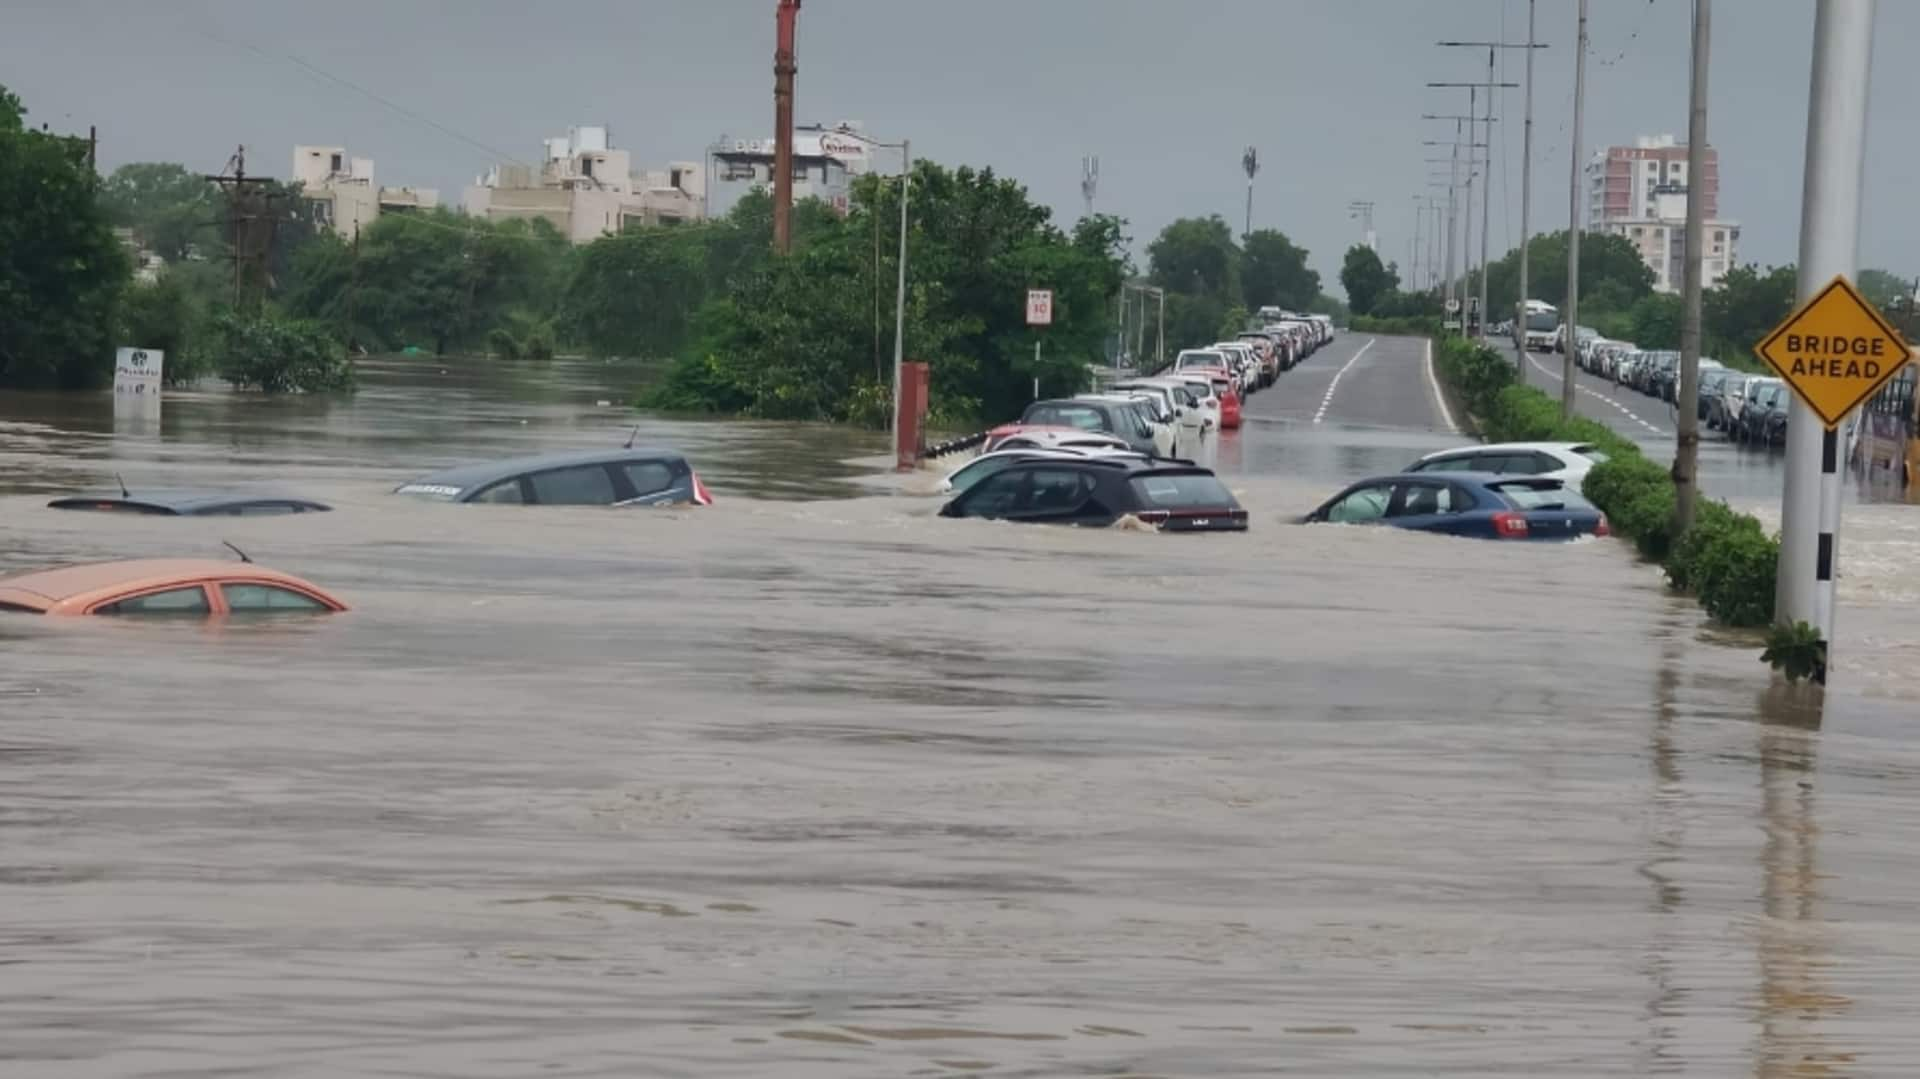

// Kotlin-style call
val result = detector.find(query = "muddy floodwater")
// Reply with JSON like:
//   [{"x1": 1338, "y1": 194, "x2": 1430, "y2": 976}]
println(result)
[{"x1": 5, "y1": 350, "x2": 1920, "y2": 1077}]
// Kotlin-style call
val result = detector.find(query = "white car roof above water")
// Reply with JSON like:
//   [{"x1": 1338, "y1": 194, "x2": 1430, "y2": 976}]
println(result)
[{"x1": 1417, "y1": 441, "x2": 1604, "y2": 462}]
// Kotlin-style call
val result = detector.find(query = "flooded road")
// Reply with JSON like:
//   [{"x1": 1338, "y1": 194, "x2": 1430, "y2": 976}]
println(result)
[{"x1": 5, "y1": 351, "x2": 1920, "y2": 1076}]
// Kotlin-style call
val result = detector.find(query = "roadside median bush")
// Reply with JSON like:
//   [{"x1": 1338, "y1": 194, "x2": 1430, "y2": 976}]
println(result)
[
  {"x1": 1429, "y1": 334, "x2": 1779, "y2": 630},
  {"x1": 1350, "y1": 315, "x2": 1443, "y2": 337}
]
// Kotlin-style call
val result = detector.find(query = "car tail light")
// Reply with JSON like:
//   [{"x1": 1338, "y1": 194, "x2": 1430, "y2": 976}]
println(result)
[
  {"x1": 1491, "y1": 510, "x2": 1530, "y2": 538},
  {"x1": 1594, "y1": 513, "x2": 1610, "y2": 537},
  {"x1": 1135, "y1": 510, "x2": 1171, "y2": 526},
  {"x1": 691, "y1": 473, "x2": 715, "y2": 506}
]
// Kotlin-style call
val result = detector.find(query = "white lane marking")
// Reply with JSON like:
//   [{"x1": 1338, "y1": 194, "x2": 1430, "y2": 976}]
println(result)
[
  {"x1": 1423, "y1": 337, "x2": 1458, "y2": 433},
  {"x1": 1312, "y1": 338, "x2": 1376, "y2": 424},
  {"x1": 1522, "y1": 350, "x2": 1666, "y2": 434}
]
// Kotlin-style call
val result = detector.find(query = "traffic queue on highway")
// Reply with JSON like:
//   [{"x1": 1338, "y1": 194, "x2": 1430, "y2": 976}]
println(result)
[
  {"x1": 1551, "y1": 324, "x2": 1791, "y2": 448},
  {"x1": 931, "y1": 314, "x2": 1336, "y2": 532}
]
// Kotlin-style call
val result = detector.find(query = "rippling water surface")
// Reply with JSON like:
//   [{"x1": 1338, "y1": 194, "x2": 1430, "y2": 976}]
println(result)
[{"x1": 4, "y1": 351, "x2": 1919, "y2": 1077}]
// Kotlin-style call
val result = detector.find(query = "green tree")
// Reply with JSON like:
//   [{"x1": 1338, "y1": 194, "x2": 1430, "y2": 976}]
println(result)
[
  {"x1": 1857, "y1": 268, "x2": 1912, "y2": 310},
  {"x1": 1339, "y1": 244, "x2": 1398, "y2": 315},
  {"x1": 100, "y1": 162, "x2": 219, "y2": 263},
  {"x1": 1148, "y1": 216, "x2": 1239, "y2": 299},
  {"x1": 1242, "y1": 229, "x2": 1319, "y2": 311},
  {"x1": 1704, "y1": 264, "x2": 1797, "y2": 356},
  {"x1": 1481, "y1": 230, "x2": 1656, "y2": 318},
  {"x1": 1628, "y1": 292, "x2": 1684, "y2": 349},
  {"x1": 0, "y1": 84, "x2": 129, "y2": 388}
]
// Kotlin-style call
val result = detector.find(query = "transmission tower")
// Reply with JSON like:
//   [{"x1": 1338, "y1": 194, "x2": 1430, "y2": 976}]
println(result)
[{"x1": 1081, "y1": 156, "x2": 1099, "y2": 219}]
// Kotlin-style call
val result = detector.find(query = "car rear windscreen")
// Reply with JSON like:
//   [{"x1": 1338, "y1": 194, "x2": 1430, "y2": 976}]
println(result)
[
  {"x1": 1129, "y1": 473, "x2": 1240, "y2": 509},
  {"x1": 1492, "y1": 482, "x2": 1594, "y2": 511}
]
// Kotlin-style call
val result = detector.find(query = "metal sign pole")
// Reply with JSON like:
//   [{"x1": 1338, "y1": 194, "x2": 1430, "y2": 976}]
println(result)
[{"x1": 1776, "y1": 0, "x2": 1876, "y2": 665}]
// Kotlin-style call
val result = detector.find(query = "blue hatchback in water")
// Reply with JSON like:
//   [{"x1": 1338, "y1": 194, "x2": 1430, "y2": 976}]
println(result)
[{"x1": 1302, "y1": 472, "x2": 1608, "y2": 540}]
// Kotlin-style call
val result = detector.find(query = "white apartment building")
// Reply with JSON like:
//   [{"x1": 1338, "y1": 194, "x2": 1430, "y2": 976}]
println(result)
[
  {"x1": 292, "y1": 145, "x2": 440, "y2": 239},
  {"x1": 1600, "y1": 191, "x2": 1741, "y2": 294},
  {"x1": 462, "y1": 125, "x2": 705, "y2": 244}
]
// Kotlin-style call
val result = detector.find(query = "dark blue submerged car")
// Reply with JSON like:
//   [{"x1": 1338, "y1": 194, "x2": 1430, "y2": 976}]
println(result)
[{"x1": 1302, "y1": 472, "x2": 1608, "y2": 540}]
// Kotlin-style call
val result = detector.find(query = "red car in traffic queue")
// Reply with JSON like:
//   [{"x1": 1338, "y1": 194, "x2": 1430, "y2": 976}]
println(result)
[{"x1": 1182, "y1": 367, "x2": 1242, "y2": 430}]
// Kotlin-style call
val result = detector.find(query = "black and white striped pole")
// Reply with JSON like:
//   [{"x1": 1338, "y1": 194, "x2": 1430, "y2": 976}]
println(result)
[{"x1": 1776, "y1": 0, "x2": 1877, "y2": 674}]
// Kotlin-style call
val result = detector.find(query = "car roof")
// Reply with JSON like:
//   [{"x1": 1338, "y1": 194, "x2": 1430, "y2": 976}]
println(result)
[
  {"x1": 0, "y1": 558, "x2": 325, "y2": 609},
  {"x1": 47, "y1": 489, "x2": 332, "y2": 514},
  {"x1": 1347, "y1": 471, "x2": 1569, "y2": 489},
  {"x1": 399, "y1": 447, "x2": 686, "y2": 493},
  {"x1": 1417, "y1": 441, "x2": 1594, "y2": 460}
]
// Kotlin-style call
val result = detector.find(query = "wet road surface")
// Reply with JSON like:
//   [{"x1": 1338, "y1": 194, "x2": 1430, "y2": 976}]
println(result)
[{"x1": 4, "y1": 352, "x2": 1920, "y2": 1076}]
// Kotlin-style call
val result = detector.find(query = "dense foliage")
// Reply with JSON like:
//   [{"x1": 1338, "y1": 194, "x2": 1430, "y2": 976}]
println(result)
[
  {"x1": 0, "y1": 85, "x2": 129, "y2": 388},
  {"x1": 1430, "y1": 335, "x2": 1779, "y2": 629},
  {"x1": 1338, "y1": 244, "x2": 1398, "y2": 316},
  {"x1": 202, "y1": 309, "x2": 355, "y2": 393},
  {"x1": 1146, "y1": 216, "x2": 1321, "y2": 356}
]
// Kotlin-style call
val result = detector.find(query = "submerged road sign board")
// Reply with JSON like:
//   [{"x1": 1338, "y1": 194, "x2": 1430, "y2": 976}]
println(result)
[{"x1": 1754, "y1": 275, "x2": 1910, "y2": 428}]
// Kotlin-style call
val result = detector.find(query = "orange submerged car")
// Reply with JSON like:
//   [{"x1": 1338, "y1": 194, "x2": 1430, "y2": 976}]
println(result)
[{"x1": 0, "y1": 559, "x2": 348, "y2": 616}]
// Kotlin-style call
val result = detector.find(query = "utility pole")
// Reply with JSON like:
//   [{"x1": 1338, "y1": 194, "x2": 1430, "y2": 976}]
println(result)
[
  {"x1": 1242, "y1": 146, "x2": 1259, "y2": 239},
  {"x1": 205, "y1": 145, "x2": 276, "y2": 311},
  {"x1": 1348, "y1": 200, "x2": 1376, "y2": 251},
  {"x1": 1521, "y1": 1, "x2": 1540, "y2": 353},
  {"x1": 1563, "y1": 0, "x2": 1589, "y2": 418},
  {"x1": 771, "y1": 0, "x2": 802, "y2": 254},
  {"x1": 1431, "y1": 72, "x2": 1518, "y2": 336},
  {"x1": 1775, "y1": 0, "x2": 1876, "y2": 663},
  {"x1": 1672, "y1": 0, "x2": 1713, "y2": 536}
]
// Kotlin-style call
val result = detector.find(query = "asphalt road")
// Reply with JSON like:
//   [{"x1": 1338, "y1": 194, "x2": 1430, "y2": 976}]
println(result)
[{"x1": 1242, "y1": 332, "x2": 1457, "y2": 432}]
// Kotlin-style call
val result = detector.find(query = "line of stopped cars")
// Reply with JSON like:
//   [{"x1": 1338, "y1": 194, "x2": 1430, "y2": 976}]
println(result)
[{"x1": 1550, "y1": 325, "x2": 1789, "y2": 447}]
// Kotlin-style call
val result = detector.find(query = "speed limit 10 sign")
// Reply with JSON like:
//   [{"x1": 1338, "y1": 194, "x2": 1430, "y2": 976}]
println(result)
[{"x1": 1026, "y1": 289, "x2": 1054, "y2": 326}]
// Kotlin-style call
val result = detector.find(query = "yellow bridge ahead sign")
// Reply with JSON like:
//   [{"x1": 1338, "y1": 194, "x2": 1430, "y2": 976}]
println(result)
[{"x1": 1754, "y1": 275, "x2": 1910, "y2": 429}]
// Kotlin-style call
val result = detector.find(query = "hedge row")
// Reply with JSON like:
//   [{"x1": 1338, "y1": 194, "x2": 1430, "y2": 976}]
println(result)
[
  {"x1": 1350, "y1": 314, "x2": 1443, "y2": 337},
  {"x1": 1431, "y1": 335, "x2": 1779, "y2": 628}
]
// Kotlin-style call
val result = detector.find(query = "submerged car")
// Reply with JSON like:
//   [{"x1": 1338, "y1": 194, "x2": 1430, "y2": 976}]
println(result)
[
  {"x1": 939, "y1": 457, "x2": 1247, "y2": 532},
  {"x1": 1302, "y1": 473, "x2": 1608, "y2": 541},
  {"x1": 936, "y1": 446, "x2": 1143, "y2": 495},
  {"x1": 394, "y1": 447, "x2": 713, "y2": 506},
  {"x1": 0, "y1": 558, "x2": 347, "y2": 615},
  {"x1": 47, "y1": 489, "x2": 332, "y2": 516}
]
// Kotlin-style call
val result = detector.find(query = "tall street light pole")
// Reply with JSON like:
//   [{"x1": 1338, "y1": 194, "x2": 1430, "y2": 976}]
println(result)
[
  {"x1": 1672, "y1": 0, "x2": 1713, "y2": 536},
  {"x1": 1439, "y1": 33, "x2": 1546, "y2": 344},
  {"x1": 1242, "y1": 146, "x2": 1259, "y2": 239},
  {"x1": 1563, "y1": 0, "x2": 1589, "y2": 418},
  {"x1": 1775, "y1": 0, "x2": 1876, "y2": 668},
  {"x1": 1431, "y1": 78, "x2": 1517, "y2": 335}
]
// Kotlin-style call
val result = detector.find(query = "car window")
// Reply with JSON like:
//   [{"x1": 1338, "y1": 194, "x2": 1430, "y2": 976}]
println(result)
[
  {"x1": 1571, "y1": 445, "x2": 1610, "y2": 464},
  {"x1": 1414, "y1": 454, "x2": 1473, "y2": 473},
  {"x1": 949, "y1": 455, "x2": 1024, "y2": 495},
  {"x1": 1491, "y1": 481, "x2": 1591, "y2": 510},
  {"x1": 96, "y1": 585, "x2": 211, "y2": 615},
  {"x1": 958, "y1": 469, "x2": 1028, "y2": 518},
  {"x1": 1390, "y1": 483, "x2": 1458, "y2": 517},
  {"x1": 1024, "y1": 469, "x2": 1094, "y2": 513},
  {"x1": 470, "y1": 478, "x2": 526, "y2": 504},
  {"x1": 1130, "y1": 473, "x2": 1237, "y2": 508},
  {"x1": 225, "y1": 502, "x2": 307, "y2": 516},
  {"x1": 1025, "y1": 405, "x2": 1107, "y2": 431},
  {"x1": 221, "y1": 583, "x2": 328, "y2": 612},
  {"x1": 1326, "y1": 484, "x2": 1392, "y2": 523},
  {"x1": 621, "y1": 460, "x2": 676, "y2": 497},
  {"x1": 528, "y1": 464, "x2": 617, "y2": 505}
]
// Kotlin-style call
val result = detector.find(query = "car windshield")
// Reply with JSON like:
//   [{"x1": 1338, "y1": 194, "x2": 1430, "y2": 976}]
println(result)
[
  {"x1": 1129, "y1": 473, "x2": 1239, "y2": 508},
  {"x1": 1025, "y1": 405, "x2": 1106, "y2": 430},
  {"x1": 1492, "y1": 481, "x2": 1593, "y2": 511},
  {"x1": 1525, "y1": 311, "x2": 1557, "y2": 331}
]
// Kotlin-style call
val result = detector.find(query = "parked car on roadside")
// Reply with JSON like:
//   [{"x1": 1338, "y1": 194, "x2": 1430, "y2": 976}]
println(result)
[
  {"x1": 1078, "y1": 392, "x2": 1179, "y2": 458},
  {"x1": 1019, "y1": 398, "x2": 1160, "y2": 456},
  {"x1": 1734, "y1": 379, "x2": 1789, "y2": 446},
  {"x1": 395, "y1": 447, "x2": 714, "y2": 506},
  {"x1": 1403, "y1": 441, "x2": 1610, "y2": 487},
  {"x1": 939, "y1": 457, "x2": 1247, "y2": 531},
  {"x1": 0, "y1": 558, "x2": 348, "y2": 616},
  {"x1": 1301, "y1": 473, "x2": 1608, "y2": 541},
  {"x1": 1113, "y1": 379, "x2": 1205, "y2": 438},
  {"x1": 1707, "y1": 372, "x2": 1752, "y2": 431},
  {"x1": 1175, "y1": 348, "x2": 1233, "y2": 374}
]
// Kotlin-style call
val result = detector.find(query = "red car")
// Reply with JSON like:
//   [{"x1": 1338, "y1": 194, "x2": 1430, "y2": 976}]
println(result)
[
  {"x1": 1183, "y1": 367, "x2": 1243, "y2": 430},
  {"x1": 0, "y1": 559, "x2": 348, "y2": 616}
]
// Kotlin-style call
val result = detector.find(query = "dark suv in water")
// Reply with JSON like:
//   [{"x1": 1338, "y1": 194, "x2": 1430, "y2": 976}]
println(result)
[
  {"x1": 938, "y1": 457, "x2": 1247, "y2": 531},
  {"x1": 394, "y1": 447, "x2": 712, "y2": 506}
]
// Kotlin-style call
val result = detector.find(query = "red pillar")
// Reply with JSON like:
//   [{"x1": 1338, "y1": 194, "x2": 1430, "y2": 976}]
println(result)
[{"x1": 895, "y1": 361, "x2": 929, "y2": 470}]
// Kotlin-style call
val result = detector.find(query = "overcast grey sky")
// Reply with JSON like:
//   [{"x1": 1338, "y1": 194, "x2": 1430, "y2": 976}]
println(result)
[{"x1": 5, "y1": 1, "x2": 1917, "y2": 291}]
